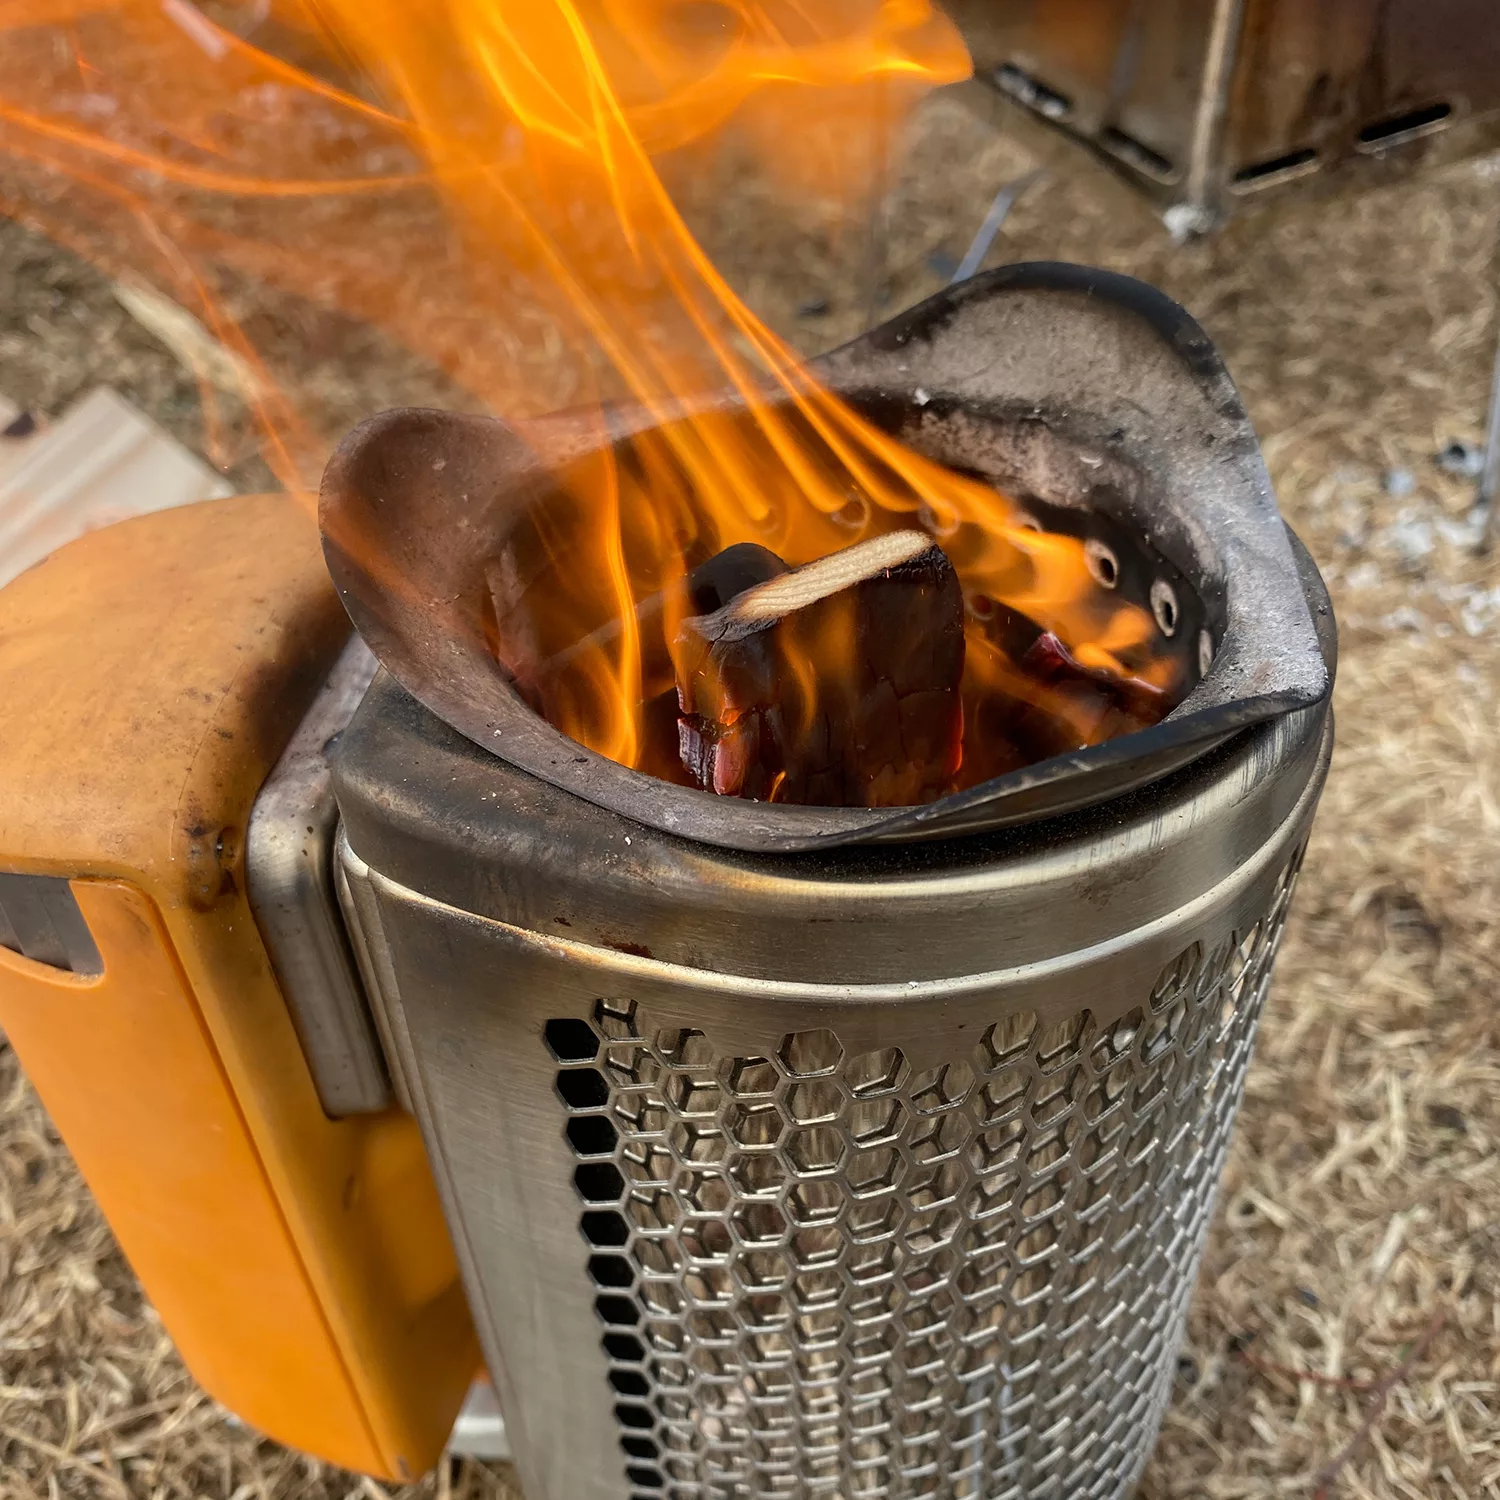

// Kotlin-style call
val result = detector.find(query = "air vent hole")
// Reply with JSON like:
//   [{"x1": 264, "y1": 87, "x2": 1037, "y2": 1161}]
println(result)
[
  {"x1": 606, "y1": 1332, "x2": 646, "y2": 1363},
  {"x1": 557, "y1": 1068, "x2": 609, "y2": 1109},
  {"x1": 576, "y1": 1161, "x2": 627, "y2": 1201},
  {"x1": 597, "y1": 1296, "x2": 641, "y2": 1327},
  {"x1": 545, "y1": 1017, "x2": 600, "y2": 1062},
  {"x1": 993, "y1": 62, "x2": 1072, "y2": 119},
  {"x1": 1358, "y1": 101, "x2": 1452, "y2": 149},
  {"x1": 1084, "y1": 538, "x2": 1120, "y2": 589},
  {"x1": 1231, "y1": 147, "x2": 1319, "y2": 189},
  {"x1": 590, "y1": 1254, "x2": 635, "y2": 1288},
  {"x1": 568, "y1": 1114, "x2": 619, "y2": 1156},
  {"x1": 1151, "y1": 579, "x2": 1179, "y2": 637},
  {"x1": 582, "y1": 1210, "x2": 630, "y2": 1247}
]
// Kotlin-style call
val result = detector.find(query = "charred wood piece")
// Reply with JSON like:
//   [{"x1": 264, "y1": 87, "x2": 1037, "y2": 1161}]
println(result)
[
  {"x1": 967, "y1": 598, "x2": 1167, "y2": 771},
  {"x1": 674, "y1": 530, "x2": 965, "y2": 806}
]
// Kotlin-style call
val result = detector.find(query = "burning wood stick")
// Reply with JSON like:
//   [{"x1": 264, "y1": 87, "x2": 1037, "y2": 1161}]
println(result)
[
  {"x1": 498, "y1": 540, "x2": 788, "y2": 699},
  {"x1": 633, "y1": 543, "x2": 789, "y2": 784},
  {"x1": 488, "y1": 540, "x2": 788, "y2": 785},
  {"x1": 673, "y1": 530, "x2": 964, "y2": 806}
]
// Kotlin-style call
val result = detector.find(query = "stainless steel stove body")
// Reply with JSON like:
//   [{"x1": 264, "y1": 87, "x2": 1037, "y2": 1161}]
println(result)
[
  {"x1": 330, "y1": 672, "x2": 1329, "y2": 1500},
  {"x1": 312, "y1": 266, "x2": 1335, "y2": 1500}
]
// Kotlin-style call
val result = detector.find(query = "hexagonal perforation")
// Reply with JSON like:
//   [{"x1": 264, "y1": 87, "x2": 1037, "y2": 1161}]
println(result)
[{"x1": 545, "y1": 844, "x2": 1305, "y2": 1500}]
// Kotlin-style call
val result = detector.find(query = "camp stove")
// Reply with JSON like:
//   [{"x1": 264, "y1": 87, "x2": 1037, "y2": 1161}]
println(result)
[
  {"x1": 324, "y1": 265, "x2": 1334, "y2": 1499},
  {"x1": 0, "y1": 266, "x2": 1333, "y2": 1497}
]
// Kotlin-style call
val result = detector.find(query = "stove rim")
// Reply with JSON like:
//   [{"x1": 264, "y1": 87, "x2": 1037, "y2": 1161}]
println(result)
[{"x1": 321, "y1": 261, "x2": 1333, "y2": 853}]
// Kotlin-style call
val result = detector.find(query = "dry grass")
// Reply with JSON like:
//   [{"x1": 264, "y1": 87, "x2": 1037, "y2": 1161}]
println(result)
[{"x1": 4, "y1": 81, "x2": 1500, "y2": 1500}]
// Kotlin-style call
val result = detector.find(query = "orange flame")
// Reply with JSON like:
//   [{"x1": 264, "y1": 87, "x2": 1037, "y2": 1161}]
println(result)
[{"x1": 0, "y1": 0, "x2": 1180, "y2": 799}]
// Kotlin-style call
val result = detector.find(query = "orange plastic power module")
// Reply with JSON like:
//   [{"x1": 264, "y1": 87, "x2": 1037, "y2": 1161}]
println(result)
[{"x1": 0, "y1": 494, "x2": 478, "y2": 1480}]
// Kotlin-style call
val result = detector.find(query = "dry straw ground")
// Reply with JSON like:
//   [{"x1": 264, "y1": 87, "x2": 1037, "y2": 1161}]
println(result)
[{"x1": 2, "y1": 81, "x2": 1499, "y2": 1500}]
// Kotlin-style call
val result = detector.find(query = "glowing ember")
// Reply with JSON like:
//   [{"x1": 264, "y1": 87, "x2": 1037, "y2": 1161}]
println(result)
[{"x1": 0, "y1": 0, "x2": 1186, "y2": 803}]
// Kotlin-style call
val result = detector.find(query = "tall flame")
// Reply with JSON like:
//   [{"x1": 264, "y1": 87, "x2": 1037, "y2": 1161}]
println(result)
[{"x1": 0, "y1": 0, "x2": 1177, "y2": 789}]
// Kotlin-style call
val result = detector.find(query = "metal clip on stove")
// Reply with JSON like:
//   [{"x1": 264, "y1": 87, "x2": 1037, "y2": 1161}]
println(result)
[{"x1": 0, "y1": 267, "x2": 1333, "y2": 1499}]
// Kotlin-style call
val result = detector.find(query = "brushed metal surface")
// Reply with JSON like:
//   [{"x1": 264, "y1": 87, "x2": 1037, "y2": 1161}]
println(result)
[
  {"x1": 332, "y1": 825, "x2": 416, "y2": 1117},
  {"x1": 0, "y1": 872, "x2": 102, "y2": 975},
  {"x1": 335, "y1": 674, "x2": 1330, "y2": 989},
  {"x1": 334, "y1": 688, "x2": 1332, "y2": 1500},
  {"x1": 245, "y1": 632, "x2": 387, "y2": 1116}
]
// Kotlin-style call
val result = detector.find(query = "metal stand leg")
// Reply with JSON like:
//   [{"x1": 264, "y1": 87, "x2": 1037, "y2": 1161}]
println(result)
[
  {"x1": 950, "y1": 169, "x2": 1047, "y2": 285},
  {"x1": 1477, "y1": 320, "x2": 1500, "y2": 552},
  {"x1": 446, "y1": 1377, "x2": 511, "y2": 1461}
]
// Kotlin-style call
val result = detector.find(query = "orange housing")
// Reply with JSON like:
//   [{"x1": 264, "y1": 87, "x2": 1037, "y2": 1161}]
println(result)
[{"x1": 0, "y1": 494, "x2": 477, "y2": 1479}]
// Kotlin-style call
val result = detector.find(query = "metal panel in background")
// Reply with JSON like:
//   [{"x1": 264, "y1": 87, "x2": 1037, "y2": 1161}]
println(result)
[{"x1": 949, "y1": 0, "x2": 1500, "y2": 228}]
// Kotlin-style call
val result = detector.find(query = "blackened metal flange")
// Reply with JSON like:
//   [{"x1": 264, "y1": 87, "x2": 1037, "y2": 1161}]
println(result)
[{"x1": 320, "y1": 263, "x2": 1332, "y2": 851}]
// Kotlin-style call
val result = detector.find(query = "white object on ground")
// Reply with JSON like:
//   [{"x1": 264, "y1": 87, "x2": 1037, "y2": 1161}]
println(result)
[
  {"x1": 447, "y1": 1377, "x2": 511, "y2": 1461},
  {"x1": 112, "y1": 279, "x2": 266, "y2": 401},
  {"x1": 0, "y1": 386, "x2": 233, "y2": 590}
]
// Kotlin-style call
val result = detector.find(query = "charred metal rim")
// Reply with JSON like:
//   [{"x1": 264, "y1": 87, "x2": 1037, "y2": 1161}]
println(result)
[{"x1": 321, "y1": 263, "x2": 1333, "y2": 852}]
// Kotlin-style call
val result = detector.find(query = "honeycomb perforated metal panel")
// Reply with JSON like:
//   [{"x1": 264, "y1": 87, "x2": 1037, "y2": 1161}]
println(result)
[
  {"x1": 333, "y1": 669, "x2": 1332, "y2": 1500},
  {"x1": 541, "y1": 849, "x2": 1302, "y2": 1500}
]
